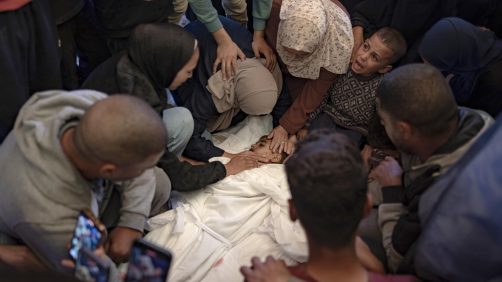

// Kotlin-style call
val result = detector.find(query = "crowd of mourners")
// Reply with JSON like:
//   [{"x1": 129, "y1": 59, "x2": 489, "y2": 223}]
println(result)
[{"x1": 1, "y1": 0, "x2": 501, "y2": 281}]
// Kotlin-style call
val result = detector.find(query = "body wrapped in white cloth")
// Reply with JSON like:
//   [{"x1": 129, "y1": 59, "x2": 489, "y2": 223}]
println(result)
[{"x1": 144, "y1": 116, "x2": 308, "y2": 282}]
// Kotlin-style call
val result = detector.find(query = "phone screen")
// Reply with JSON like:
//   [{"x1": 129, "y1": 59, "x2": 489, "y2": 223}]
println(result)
[
  {"x1": 125, "y1": 239, "x2": 172, "y2": 282},
  {"x1": 75, "y1": 248, "x2": 110, "y2": 282},
  {"x1": 69, "y1": 210, "x2": 104, "y2": 260}
]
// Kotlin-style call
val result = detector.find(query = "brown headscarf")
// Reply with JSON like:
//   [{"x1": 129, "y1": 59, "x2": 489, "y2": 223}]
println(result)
[{"x1": 206, "y1": 59, "x2": 282, "y2": 132}]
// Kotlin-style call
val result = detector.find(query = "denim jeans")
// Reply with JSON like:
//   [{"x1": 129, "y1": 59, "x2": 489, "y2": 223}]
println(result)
[{"x1": 162, "y1": 107, "x2": 194, "y2": 157}]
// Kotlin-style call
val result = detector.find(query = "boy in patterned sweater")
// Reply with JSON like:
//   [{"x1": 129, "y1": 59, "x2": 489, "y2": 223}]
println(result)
[{"x1": 308, "y1": 27, "x2": 407, "y2": 146}]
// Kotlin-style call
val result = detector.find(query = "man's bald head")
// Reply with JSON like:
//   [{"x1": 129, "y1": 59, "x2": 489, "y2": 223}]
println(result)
[
  {"x1": 377, "y1": 64, "x2": 458, "y2": 137},
  {"x1": 75, "y1": 95, "x2": 166, "y2": 166}
]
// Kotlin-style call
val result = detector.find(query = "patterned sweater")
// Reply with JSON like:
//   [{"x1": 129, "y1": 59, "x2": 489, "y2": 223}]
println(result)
[{"x1": 310, "y1": 70, "x2": 382, "y2": 136}]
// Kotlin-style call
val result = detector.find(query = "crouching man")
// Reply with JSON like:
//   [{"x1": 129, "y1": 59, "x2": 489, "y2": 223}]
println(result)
[{"x1": 0, "y1": 90, "x2": 171, "y2": 273}]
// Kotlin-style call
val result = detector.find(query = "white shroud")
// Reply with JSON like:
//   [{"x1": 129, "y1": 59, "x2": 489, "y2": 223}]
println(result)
[{"x1": 144, "y1": 116, "x2": 308, "y2": 282}]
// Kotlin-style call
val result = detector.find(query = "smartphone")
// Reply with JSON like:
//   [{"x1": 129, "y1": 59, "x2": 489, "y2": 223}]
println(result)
[
  {"x1": 124, "y1": 238, "x2": 172, "y2": 282},
  {"x1": 75, "y1": 248, "x2": 111, "y2": 282},
  {"x1": 69, "y1": 209, "x2": 107, "y2": 261}
]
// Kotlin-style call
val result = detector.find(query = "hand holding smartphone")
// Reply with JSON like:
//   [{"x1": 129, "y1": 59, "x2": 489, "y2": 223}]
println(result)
[
  {"x1": 125, "y1": 238, "x2": 172, "y2": 282},
  {"x1": 75, "y1": 248, "x2": 111, "y2": 282},
  {"x1": 69, "y1": 209, "x2": 107, "y2": 261}
]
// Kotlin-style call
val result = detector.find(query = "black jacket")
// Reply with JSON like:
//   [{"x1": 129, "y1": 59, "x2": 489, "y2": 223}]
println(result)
[
  {"x1": 351, "y1": 0, "x2": 454, "y2": 45},
  {"x1": 49, "y1": 0, "x2": 85, "y2": 25},
  {"x1": 93, "y1": 0, "x2": 172, "y2": 38},
  {"x1": 82, "y1": 52, "x2": 170, "y2": 114},
  {"x1": 157, "y1": 151, "x2": 225, "y2": 192}
]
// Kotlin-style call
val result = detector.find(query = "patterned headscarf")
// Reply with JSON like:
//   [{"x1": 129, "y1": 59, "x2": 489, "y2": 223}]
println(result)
[{"x1": 277, "y1": 0, "x2": 354, "y2": 79}]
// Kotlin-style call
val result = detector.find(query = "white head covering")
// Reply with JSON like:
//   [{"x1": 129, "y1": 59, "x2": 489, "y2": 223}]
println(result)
[{"x1": 277, "y1": 0, "x2": 354, "y2": 79}]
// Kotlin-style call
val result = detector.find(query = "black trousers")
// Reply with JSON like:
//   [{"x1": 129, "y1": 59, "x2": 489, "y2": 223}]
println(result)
[
  {"x1": 0, "y1": 0, "x2": 62, "y2": 143},
  {"x1": 57, "y1": 0, "x2": 110, "y2": 90},
  {"x1": 309, "y1": 112, "x2": 364, "y2": 146}
]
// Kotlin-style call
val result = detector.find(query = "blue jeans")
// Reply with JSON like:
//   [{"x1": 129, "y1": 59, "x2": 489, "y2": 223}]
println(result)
[{"x1": 162, "y1": 107, "x2": 194, "y2": 157}]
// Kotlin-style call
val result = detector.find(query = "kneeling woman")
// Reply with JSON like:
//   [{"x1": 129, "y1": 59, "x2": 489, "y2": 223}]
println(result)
[
  {"x1": 174, "y1": 18, "x2": 285, "y2": 162},
  {"x1": 82, "y1": 23, "x2": 199, "y2": 156}
]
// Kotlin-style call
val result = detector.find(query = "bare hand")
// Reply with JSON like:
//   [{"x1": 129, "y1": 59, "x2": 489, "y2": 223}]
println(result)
[
  {"x1": 295, "y1": 128, "x2": 308, "y2": 141},
  {"x1": 361, "y1": 144, "x2": 374, "y2": 170},
  {"x1": 212, "y1": 29, "x2": 246, "y2": 80},
  {"x1": 240, "y1": 256, "x2": 290, "y2": 282},
  {"x1": 252, "y1": 31, "x2": 277, "y2": 71},
  {"x1": 285, "y1": 134, "x2": 297, "y2": 155},
  {"x1": 105, "y1": 227, "x2": 142, "y2": 263},
  {"x1": 237, "y1": 150, "x2": 271, "y2": 163},
  {"x1": 61, "y1": 247, "x2": 106, "y2": 269},
  {"x1": 355, "y1": 236, "x2": 385, "y2": 273},
  {"x1": 368, "y1": 156, "x2": 403, "y2": 186},
  {"x1": 224, "y1": 155, "x2": 264, "y2": 176},
  {"x1": 268, "y1": 125, "x2": 289, "y2": 154},
  {"x1": 0, "y1": 245, "x2": 46, "y2": 270},
  {"x1": 351, "y1": 26, "x2": 364, "y2": 63}
]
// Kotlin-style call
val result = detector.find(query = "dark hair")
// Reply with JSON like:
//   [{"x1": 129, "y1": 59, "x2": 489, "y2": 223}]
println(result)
[
  {"x1": 285, "y1": 130, "x2": 368, "y2": 250},
  {"x1": 377, "y1": 64, "x2": 458, "y2": 137},
  {"x1": 374, "y1": 27, "x2": 407, "y2": 65}
]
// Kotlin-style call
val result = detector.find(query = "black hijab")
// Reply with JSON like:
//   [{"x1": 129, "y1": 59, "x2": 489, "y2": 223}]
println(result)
[
  {"x1": 419, "y1": 17, "x2": 502, "y2": 104},
  {"x1": 128, "y1": 23, "x2": 196, "y2": 95},
  {"x1": 419, "y1": 17, "x2": 502, "y2": 74}
]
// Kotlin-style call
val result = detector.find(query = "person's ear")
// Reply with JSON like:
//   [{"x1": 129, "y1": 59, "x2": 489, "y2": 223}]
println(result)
[
  {"x1": 397, "y1": 120, "x2": 413, "y2": 141},
  {"x1": 377, "y1": 64, "x2": 393, "y2": 74},
  {"x1": 362, "y1": 193, "x2": 373, "y2": 218},
  {"x1": 99, "y1": 163, "x2": 118, "y2": 179},
  {"x1": 288, "y1": 199, "x2": 297, "y2": 221}
]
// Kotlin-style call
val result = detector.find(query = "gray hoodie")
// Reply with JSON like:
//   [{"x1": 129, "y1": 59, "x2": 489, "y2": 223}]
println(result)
[{"x1": 0, "y1": 90, "x2": 156, "y2": 274}]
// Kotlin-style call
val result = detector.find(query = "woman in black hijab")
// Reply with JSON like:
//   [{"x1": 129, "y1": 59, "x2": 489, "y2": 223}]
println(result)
[
  {"x1": 419, "y1": 17, "x2": 502, "y2": 118},
  {"x1": 82, "y1": 22, "x2": 199, "y2": 156}
]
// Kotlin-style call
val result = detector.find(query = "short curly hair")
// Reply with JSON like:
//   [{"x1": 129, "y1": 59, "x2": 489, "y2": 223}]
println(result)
[
  {"x1": 285, "y1": 129, "x2": 368, "y2": 250},
  {"x1": 374, "y1": 27, "x2": 407, "y2": 65}
]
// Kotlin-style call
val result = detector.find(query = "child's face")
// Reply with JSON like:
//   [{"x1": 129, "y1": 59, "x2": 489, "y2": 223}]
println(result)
[
  {"x1": 351, "y1": 34, "x2": 393, "y2": 76},
  {"x1": 250, "y1": 138, "x2": 285, "y2": 164}
]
